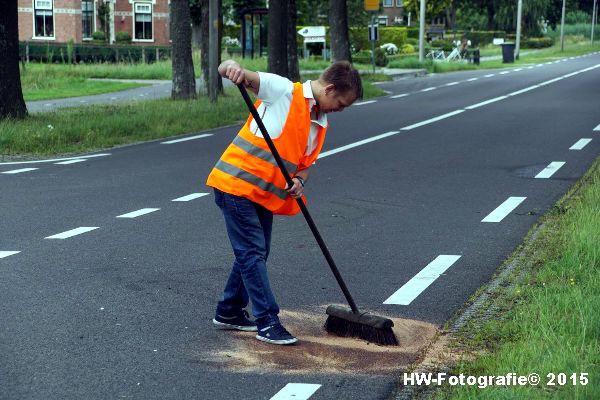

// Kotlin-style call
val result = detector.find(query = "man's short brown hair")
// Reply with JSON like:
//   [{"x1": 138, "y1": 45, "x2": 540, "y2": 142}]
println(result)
[{"x1": 320, "y1": 61, "x2": 363, "y2": 100}]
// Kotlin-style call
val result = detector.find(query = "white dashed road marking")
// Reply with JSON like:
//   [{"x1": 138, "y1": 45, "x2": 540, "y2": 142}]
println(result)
[
  {"x1": 445, "y1": 81, "x2": 460, "y2": 86},
  {"x1": 535, "y1": 162, "x2": 565, "y2": 179},
  {"x1": 594, "y1": 123, "x2": 600, "y2": 131},
  {"x1": 467, "y1": 77, "x2": 478, "y2": 81},
  {"x1": 570, "y1": 138, "x2": 592, "y2": 150},
  {"x1": 0, "y1": 251, "x2": 20, "y2": 259},
  {"x1": 172, "y1": 193, "x2": 210, "y2": 202},
  {"x1": 45, "y1": 227, "x2": 99, "y2": 239},
  {"x1": 55, "y1": 159, "x2": 87, "y2": 165},
  {"x1": 354, "y1": 100, "x2": 376, "y2": 106},
  {"x1": 482, "y1": 197, "x2": 527, "y2": 223},
  {"x1": 465, "y1": 96, "x2": 507, "y2": 110},
  {"x1": 270, "y1": 383, "x2": 321, "y2": 400},
  {"x1": 390, "y1": 93, "x2": 409, "y2": 99},
  {"x1": 116, "y1": 208, "x2": 160, "y2": 218},
  {"x1": 421, "y1": 87, "x2": 437, "y2": 92},
  {"x1": 2, "y1": 168, "x2": 39, "y2": 174},
  {"x1": 484, "y1": 74, "x2": 495, "y2": 78},
  {"x1": 161, "y1": 134, "x2": 213, "y2": 144},
  {"x1": 383, "y1": 255, "x2": 462, "y2": 305}
]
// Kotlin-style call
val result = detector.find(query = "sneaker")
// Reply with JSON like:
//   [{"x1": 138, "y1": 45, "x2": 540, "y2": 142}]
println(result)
[
  {"x1": 213, "y1": 310, "x2": 257, "y2": 332},
  {"x1": 256, "y1": 324, "x2": 298, "y2": 345}
]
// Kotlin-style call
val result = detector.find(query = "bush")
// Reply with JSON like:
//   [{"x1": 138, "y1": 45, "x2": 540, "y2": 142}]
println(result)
[
  {"x1": 458, "y1": 30, "x2": 506, "y2": 46},
  {"x1": 430, "y1": 39, "x2": 454, "y2": 51},
  {"x1": 19, "y1": 42, "x2": 171, "y2": 63},
  {"x1": 522, "y1": 37, "x2": 554, "y2": 48},
  {"x1": 400, "y1": 43, "x2": 415, "y2": 54},
  {"x1": 349, "y1": 26, "x2": 407, "y2": 52},
  {"x1": 92, "y1": 31, "x2": 106, "y2": 41},
  {"x1": 115, "y1": 31, "x2": 132, "y2": 43},
  {"x1": 406, "y1": 27, "x2": 420, "y2": 39},
  {"x1": 374, "y1": 48, "x2": 388, "y2": 67},
  {"x1": 352, "y1": 50, "x2": 372, "y2": 64}
]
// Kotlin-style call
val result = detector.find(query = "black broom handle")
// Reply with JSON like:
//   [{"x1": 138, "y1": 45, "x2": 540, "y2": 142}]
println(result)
[{"x1": 237, "y1": 84, "x2": 359, "y2": 315}]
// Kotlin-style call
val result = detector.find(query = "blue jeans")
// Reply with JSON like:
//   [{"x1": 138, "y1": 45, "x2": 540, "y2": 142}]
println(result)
[{"x1": 214, "y1": 189, "x2": 280, "y2": 329}]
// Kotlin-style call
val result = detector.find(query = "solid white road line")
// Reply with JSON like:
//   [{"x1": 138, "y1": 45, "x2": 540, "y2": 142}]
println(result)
[
  {"x1": 2, "y1": 168, "x2": 39, "y2": 174},
  {"x1": 172, "y1": 193, "x2": 210, "y2": 202},
  {"x1": 0, "y1": 153, "x2": 110, "y2": 166},
  {"x1": 116, "y1": 208, "x2": 160, "y2": 218},
  {"x1": 45, "y1": 227, "x2": 99, "y2": 239},
  {"x1": 482, "y1": 197, "x2": 527, "y2": 223},
  {"x1": 400, "y1": 110, "x2": 465, "y2": 131},
  {"x1": 319, "y1": 131, "x2": 401, "y2": 159},
  {"x1": 390, "y1": 93, "x2": 409, "y2": 99},
  {"x1": 0, "y1": 251, "x2": 20, "y2": 259},
  {"x1": 464, "y1": 96, "x2": 507, "y2": 110},
  {"x1": 354, "y1": 100, "x2": 377, "y2": 106},
  {"x1": 383, "y1": 255, "x2": 462, "y2": 306},
  {"x1": 270, "y1": 383, "x2": 322, "y2": 400},
  {"x1": 594, "y1": 123, "x2": 600, "y2": 131},
  {"x1": 54, "y1": 159, "x2": 87, "y2": 165},
  {"x1": 161, "y1": 134, "x2": 213, "y2": 144},
  {"x1": 570, "y1": 138, "x2": 592, "y2": 150},
  {"x1": 535, "y1": 162, "x2": 566, "y2": 179}
]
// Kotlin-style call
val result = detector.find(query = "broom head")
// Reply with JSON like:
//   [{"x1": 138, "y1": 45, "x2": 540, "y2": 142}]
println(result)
[{"x1": 324, "y1": 305, "x2": 399, "y2": 346}]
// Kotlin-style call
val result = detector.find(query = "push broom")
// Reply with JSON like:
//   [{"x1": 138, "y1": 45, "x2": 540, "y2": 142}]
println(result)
[{"x1": 237, "y1": 84, "x2": 398, "y2": 346}]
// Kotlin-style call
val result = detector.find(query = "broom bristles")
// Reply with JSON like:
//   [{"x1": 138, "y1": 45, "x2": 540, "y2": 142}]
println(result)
[{"x1": 325, "y1": 314, "x2": 399, "y2": 346}]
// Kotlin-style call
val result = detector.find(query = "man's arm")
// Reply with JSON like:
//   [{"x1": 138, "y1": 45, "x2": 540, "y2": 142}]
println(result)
[{"x1": 218, "y1": 59, "x2": 260, "y2": 95}]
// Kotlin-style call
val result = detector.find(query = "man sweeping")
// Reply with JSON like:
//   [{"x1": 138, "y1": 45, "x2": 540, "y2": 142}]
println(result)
[{"x1": 207, "y1": 59, "x2": 363, "y2": 345}]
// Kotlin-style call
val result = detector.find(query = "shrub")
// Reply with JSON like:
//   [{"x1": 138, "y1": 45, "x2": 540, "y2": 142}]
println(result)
[
  {"x1": 460, "y1": 30, "x2": 506, "y2": 46},
  {"x1": 349, "y1": 26, "x2": 407, "y2": 52},
  {"x1": 522, "y1": 37, "x2": 554, "y2": 48},
  {"x1": 92, "y1": 31, "x2": 106, "y2": 41},
  {"x1": 401, "y1": 43, "x2": 415, "y2": 54},
  {"x1": 115, "y1": 31, "x2": 132, "y2": 43},
  {"x1": 407, "y1": 27, "x2": 420, "y2": 39},
  {"x1": 374, "y1": 48, "x2": 388, "y2": 67},
  {"x1": 352, "y1": 50, "x2": 372, "y2": 64},
  {"x1": 430, "y1": 39, "x2": 454, "y2": 51}
]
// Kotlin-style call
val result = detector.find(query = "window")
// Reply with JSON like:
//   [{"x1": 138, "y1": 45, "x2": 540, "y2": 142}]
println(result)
[
  {"x1": 396, "y1": 0, "x2": 403, "y2": 6},
  {"x1": 134, "y1": 3, "x2": 153, "y2": 40},
  {"x1": 383, "y1": 0, "x2": 393, "y2": 6},
  {"x1": 82, "y1": 0, "x2": 94, "y2": 39},
  {"x1": 34, "y1": 0, "x2": 54, "y2": 38}
]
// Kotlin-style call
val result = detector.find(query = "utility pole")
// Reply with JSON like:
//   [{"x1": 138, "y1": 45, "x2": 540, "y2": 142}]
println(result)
[
  {"x1": 208, "y1": 0, "x2": 219, "y2": 102},
  {"x1": 560, "y1": 0, "x2": 566, "y2": 51},
  {"x1": 515, "y1": 0, "x2": 522, "y2": 60},
  {"x1": 419, "y1": 0, "x2": 425, "y2": 63},
  {"x1": 592, "y1": 0, "x2": 598, "y2": 44}
]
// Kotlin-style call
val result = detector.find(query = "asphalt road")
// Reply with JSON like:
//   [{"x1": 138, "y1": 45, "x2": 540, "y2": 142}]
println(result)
[{"x1": 2, "y1": 52, "x2": 599, "y2": 400}]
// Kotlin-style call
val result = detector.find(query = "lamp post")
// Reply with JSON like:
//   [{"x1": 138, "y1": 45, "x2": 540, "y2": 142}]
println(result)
[
  {"x1": 592, "y1": 0, "x2": 598, "y2": 44},
  {"x1": 419, "y1": 0, "x2": 425, "y2": 63},
  {"x1": 515, "y1": 0, "x2": 522, "y2": 60},
  {"x1": 560, "y1": 0, "x2": 566, "y2": 51}
]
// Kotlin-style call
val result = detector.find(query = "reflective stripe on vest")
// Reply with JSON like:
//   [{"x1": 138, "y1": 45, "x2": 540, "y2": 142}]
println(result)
[
  {"x1": 213, "y1": 159, "x2": 289, "y2": 200},
  {"x1": 231, "y1": 134, "x2": 297, "y2": 173}
]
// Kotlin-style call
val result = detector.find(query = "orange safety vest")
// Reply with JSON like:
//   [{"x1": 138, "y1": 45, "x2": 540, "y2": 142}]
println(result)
[{"x1": 206, "y1": 82, "x2": 327, "y2": 215}]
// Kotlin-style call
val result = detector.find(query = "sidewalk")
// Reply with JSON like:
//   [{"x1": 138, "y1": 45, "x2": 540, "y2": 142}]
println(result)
[{"x1": 26, "y1": 68, "x2": 427, "y2": 113}]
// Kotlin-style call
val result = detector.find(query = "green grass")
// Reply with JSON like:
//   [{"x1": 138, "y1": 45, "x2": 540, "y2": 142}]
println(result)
[
  {"x1": 439, "y1": 159, "x2": 600, "y2": 399},
  {"x1": 0, "y1": 78, "x2": 385, "y2": 156}
]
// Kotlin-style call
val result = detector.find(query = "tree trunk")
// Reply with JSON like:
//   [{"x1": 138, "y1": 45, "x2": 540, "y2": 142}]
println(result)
[
  {"x1": 200, "y1": 0, "x2": 209, "y2": 91},
  {"x1": 487, "y1": 2, "x2": 496, "y2": 31},
  {"x1": 0, "y1": 1, "x2": 27, "y2": 119},
  {"x1": 170, "y1": 0, "x2": 196, "y2": 100},
  {"x1": 328, "y1": 0, "x2": 352, "y2": 63},
  {"x1": 268, "y1": 0, "x2": 288, "y2": 76},
  {"x1": 287, "y1": 0, "x2": 300, "y2": 82}
]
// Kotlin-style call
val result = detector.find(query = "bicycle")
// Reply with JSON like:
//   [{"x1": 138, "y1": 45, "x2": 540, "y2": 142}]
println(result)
[{"x1": 426, "y1": 48, "x2": 446, "y2": 61}]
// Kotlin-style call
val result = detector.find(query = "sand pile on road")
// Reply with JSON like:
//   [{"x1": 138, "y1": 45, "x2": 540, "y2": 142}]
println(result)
[{"x1": 202, "y1": 307, "x2": 438, "y2": 375}]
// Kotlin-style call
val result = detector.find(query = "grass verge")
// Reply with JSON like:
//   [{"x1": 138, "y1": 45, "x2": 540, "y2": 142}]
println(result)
[
  {"x1": 435, "y1": 158, "x2": 600, "y2": 399},
  {"x1": 1, "y1": 78, "x2": 386, "y2": 156}
]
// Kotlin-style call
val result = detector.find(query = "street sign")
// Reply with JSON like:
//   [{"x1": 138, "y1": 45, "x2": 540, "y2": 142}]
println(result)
[
  {"x1": 298, "y1": 26, "x2": 326, "y2": 44},
  {"x1": 368, "y1": 24, "x2": 379, "y2": 41},
  {"x1": 364, "y1": 0, "x2": 379, "y2": 11}
]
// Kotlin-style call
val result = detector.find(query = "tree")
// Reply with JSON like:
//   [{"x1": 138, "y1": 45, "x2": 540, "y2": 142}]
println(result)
[
  {"x1": 403, "y1": 0, "x2": 453, "y2": 22},
  {"x1": 329, "y1": 0, "x2": 352, "y2": 62},
  {"x1": 171, "y1": 0, "x2": 196, "y2": 99},
  {"x1": 287, "y1": 0, "x2": 301, "y2": 81},
  {"x1": 0, "y1": 1, "x2": 27, "y2": 119},
  {"x1": 268, "y1": 0, "x2": 290, "y2": 76}
]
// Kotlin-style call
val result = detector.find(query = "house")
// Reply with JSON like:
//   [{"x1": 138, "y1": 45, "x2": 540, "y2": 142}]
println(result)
[
  {"x1": 17, "y1": 0, "x2": 171, "y2": 45},
  {"x1": 379, "y1": 0, "x2": 405, "y2": 26}
]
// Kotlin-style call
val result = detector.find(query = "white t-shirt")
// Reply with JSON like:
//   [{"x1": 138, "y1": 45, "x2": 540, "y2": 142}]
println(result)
[{"x1": 249, "y1": 72, "x2": 328, "y2": 156}]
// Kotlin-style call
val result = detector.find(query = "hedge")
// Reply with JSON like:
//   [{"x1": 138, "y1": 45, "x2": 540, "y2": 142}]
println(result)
[
  {"x1": 349, "y1": 26, "x2": 408, "y2": 52},
  {"x1": 19, "y1": 41, "x2": 171, "y2": 63}
]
